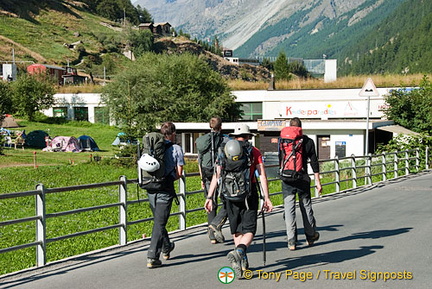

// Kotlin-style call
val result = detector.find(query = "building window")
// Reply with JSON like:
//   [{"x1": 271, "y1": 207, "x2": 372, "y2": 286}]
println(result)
[
  {"x1": 182, "y1": 132, "x2": 201, "y2": 154},
  {"x1": 94, "y1": 107, "x2": 110, "y2": 124},
  {"x1": 74, "y1": 107, "x2": 88, "y2": 121},
  {"x1": 240, "y1": 102, "x2": 262, "y2": 120},
  {"x1": 53, "y1": 107, "x2": 68, "y2": 118}
]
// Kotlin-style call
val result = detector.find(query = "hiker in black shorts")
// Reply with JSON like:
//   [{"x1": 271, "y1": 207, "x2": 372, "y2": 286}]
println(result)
[{"x1": 204, "y1": 124, "x2": 273, "y2": 278}]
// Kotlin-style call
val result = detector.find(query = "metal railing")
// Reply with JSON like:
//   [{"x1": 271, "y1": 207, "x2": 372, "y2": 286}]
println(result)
[{"x1": 0, "y1": 147, "x2": 430, "y2": 270}]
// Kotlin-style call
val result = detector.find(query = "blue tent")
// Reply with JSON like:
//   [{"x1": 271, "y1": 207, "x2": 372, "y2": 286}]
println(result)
[
  {"x1": 25, "y1": 130, "x2": 49, "y2": 148},
  {"x1": 78, "y1": 135, "x2": 100, "y2": 151}
]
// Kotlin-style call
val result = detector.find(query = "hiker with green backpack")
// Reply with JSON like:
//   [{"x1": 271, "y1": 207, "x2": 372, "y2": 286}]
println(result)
[
  {"x1": 204, "y1": 124, "x2": 273, "y2": 279},
  {"x1": 138, "y1": 122, "x2": 185, "y2": 268},
  {"x1": 195, "y1": 117, "x2": 229, "y2": 244}
]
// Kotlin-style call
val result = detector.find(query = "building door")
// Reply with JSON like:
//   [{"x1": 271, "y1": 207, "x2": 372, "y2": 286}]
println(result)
[{"x1": 317, "y1": 135, "x2": 331, "y2": 160}]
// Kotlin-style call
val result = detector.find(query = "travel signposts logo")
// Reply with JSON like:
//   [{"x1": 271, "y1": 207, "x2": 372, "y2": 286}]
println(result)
[{"x1": 218, "y1": 266, "x2": 235, "y2": 284}]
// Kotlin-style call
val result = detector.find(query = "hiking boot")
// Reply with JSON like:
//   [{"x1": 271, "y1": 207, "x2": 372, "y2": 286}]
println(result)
[
  {"x1": 227, "y1": 249, "x2": 243, "y2": 279},
  {"x1": 162, "y1": 242, "x2": 175, "y2": 260},
  {"x1": 288, "y1": 239, "x2": 296, "y2": 251},
  {"x1": 208, "y1": 228, "x2": 217, "y2": 244},
  {"x1": 307, "y1": 232, "x2": 320, "y2": 246},
  {"x1": 240, "y1": 252, "x2": 249, "y2": 271},
  {"x1": 209, "y1": 224, "x2": 225, "y2": 243},
  {"x1": 147, "y1": 258, "x2": 162, "y2": 269}
]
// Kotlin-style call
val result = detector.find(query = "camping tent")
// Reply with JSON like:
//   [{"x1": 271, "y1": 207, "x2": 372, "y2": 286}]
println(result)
[
  {"x1": 1, "y1": 116, "x2": 20, "y2": 128},
  {"x1": 43, "y1": 136, "x2": 82, "y2": 152},
  {"x1": 25, "y1": 130, "x2": 49, "y2": 148},
  {"x1": 78, "y1": 135, "x2": 100, "y2": 151},
  {"x1": 112, "y1": 132, "x2": 127, "y2": 146}
]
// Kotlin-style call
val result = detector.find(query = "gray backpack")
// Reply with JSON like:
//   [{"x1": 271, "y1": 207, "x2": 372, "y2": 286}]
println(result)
[{"x1": 219, "y1": 140, "x2": 253, "y2": 202}]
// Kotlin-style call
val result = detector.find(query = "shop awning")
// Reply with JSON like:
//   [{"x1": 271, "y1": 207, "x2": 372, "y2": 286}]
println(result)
[{"x1": 377, "y1": 125, "x2": 420, "y2": 136}]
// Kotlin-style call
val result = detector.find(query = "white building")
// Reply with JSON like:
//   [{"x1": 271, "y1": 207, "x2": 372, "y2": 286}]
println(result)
[{"x1": 44, "y1": 87, "x2": 417, "y2": 159}]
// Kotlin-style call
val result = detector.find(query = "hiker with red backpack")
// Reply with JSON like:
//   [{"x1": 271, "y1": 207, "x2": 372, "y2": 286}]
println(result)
[
  {"x1": 204, "y1": 124, "x2": 273, "y2": 279},
  {"x1": 279, "y1": 117, "x2": 322, "y2": 251}
]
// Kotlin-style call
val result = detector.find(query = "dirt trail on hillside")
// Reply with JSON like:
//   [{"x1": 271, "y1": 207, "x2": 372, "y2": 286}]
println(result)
[{"x1": 0, "y1": 35, "x2": 46, "y2": 62}]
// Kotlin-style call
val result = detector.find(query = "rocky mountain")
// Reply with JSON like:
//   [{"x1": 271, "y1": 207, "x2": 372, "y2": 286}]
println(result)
[{"x1": 133, "y1": 0, "x2": 407, "y2": 59}]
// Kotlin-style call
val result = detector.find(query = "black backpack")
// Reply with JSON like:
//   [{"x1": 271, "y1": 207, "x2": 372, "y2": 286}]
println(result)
[
  {"x1": 195, "y1": 132, "x2": 226, "y2": 182},
  {"x1": 219, "y1": 140, "x2": 253, "y2": 202},
  {"x1": 138, "y1": 132, "x2": 173, "y2": 191}
]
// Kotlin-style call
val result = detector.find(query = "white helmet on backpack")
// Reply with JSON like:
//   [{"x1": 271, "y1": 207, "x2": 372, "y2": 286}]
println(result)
[
  {"x1": 138, "y1": 154, "x2": 160, "y2": 172},
  {"x1": 224, "y1": 139, "x2": 243, "y2": 161}
]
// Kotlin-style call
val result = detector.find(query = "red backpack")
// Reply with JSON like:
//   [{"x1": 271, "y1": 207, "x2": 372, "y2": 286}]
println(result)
[{"x1": 278, "y1": 126, "x2": 304, "y2": 182}]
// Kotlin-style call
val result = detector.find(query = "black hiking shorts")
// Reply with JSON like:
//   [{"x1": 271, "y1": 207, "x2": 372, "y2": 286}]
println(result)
[{"x1": 226, "y1": 184, "x2": 259, "y2": 235}]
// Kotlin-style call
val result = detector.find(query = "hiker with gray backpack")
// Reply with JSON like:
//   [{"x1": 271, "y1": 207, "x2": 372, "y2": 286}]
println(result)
[
  {"x1": 138, "y1": 122, "x2": 185, "y2": 268},
  {"x1": 204, "y1": 124, "x2": 273, "y2": 279},
  {"x1": 195, "y1": 117, "x2": 229, "y2": 244}
]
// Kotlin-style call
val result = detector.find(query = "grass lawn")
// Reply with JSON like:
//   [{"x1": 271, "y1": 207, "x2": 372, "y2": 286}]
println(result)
[{"x1": 1, "y1": 120, "x2": 120, "y2": 169}]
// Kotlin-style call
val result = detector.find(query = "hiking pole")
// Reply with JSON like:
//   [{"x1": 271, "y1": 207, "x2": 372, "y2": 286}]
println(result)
[{"x1": 255, "y1": 170, "x2": 266, "y2": 266}]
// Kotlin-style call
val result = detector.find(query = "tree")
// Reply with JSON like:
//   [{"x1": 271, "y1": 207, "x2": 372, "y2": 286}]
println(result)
[
  {"x1": 288, "y1": 61, "x2": 311, "y2": 79},
  {"x1": 11, "y1": 74, "x2": 55, "y2": 121},
  {"x1": 127, "y1": 29, "x2": 154, "y2": 58},
  {"x1": 0, "y1": 80, "x2": 13, "y2": 121},
  {"x1": 383, "y1": 76, "x2": 432, "y2": 134},
  {"x1": 0, "y1": 80, "x2": 13, "y2": 153},
  {"x1": 273, "y1": 51, "x2": 291, "y2": 81},
  {"x1": 102, "y1": 52, "x2": 241, "y2": 136},
  {"x1": 261, "y1": 58, "x2": 273, "y2": 71},
  {"x1": 136, "y1": 5, "x2": 153, "y2": 23}
]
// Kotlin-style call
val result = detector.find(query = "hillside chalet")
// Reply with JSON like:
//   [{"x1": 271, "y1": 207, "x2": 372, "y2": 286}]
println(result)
[
  {"x1": 138, "y1": 22, "x2": 172, "y2": 37},
  {"x1": 27, "y1": 64, "x2": 86, "y2": 85}
]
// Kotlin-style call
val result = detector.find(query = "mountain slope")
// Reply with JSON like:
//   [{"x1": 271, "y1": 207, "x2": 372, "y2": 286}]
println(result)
[
  {"x1": 0, "y1": 0, "x2": 129, "y2": 77},
  {"x1": 338, "y1": 0, "x2": 432, "y2": 75},
  {"x1": 133, "y1": 0, "x2": 407, "y2": 59},
  {"x1": 0, "y1": 1, "x2": 270, "y2": 82}
]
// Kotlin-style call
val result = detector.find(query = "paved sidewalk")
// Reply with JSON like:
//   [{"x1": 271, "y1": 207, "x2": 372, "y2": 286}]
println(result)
[{"x1": 1, "y1": 172, "x2": 431, "y2": 289}]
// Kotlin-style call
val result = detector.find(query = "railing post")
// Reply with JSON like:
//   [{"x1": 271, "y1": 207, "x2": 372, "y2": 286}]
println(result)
[
  {"x1": 178, "y1": 172, "x2": 186, "y2": 231},
  {"x1": 35, "y1": 183, "x2": 46, "y2": 267},
  {"x1": 394, "y1": 153, "x2": 398, "y2": 179},
  {"x1": 405, "y1": 150, "x2": 409, "y2": 175},
  {"x1": 416, "y1": 148, "x2": 420, "y2": 172},
  {"x1": 351, "y1": 154, "x2": 357, "y2": 189},
  {"x1": 382, "y1": 153, "x2": 387, "y2": 182},
  {"x1": 119, "y1": 176, "x2": 127, "y2": 246},
  {"x1": 366, "y1": 154, "x2": 372, "y2": 185},
  {"x1": 335, "y1": 156, "x2": 340, "y2": 193},
  {"x1": 427, "y1": 146, "x2": 430, "y2": 170}
]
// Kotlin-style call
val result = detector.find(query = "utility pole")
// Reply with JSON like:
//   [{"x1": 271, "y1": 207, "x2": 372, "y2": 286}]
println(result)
[{"x1": 124, "y1": 8, "x2": 126, "y2": 27}]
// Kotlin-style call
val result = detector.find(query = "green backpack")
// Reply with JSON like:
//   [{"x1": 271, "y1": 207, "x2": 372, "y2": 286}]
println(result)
[{"x1": 196, "y1": 132, "x2": 225, "y2": 182}]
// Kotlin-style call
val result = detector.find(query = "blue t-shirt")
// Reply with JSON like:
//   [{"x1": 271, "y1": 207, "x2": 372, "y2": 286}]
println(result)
[{"x1": 164, "y1": 141, "x2": 185, "y2": 179}]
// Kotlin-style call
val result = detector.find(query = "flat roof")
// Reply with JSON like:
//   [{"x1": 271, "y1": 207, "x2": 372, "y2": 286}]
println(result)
[{"x1": 174, "y1": 119, "x2": 395, "y2": 132}]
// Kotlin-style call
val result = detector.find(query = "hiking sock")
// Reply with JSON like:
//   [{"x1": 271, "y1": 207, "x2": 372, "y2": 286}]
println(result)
[
  {"x1": 236, "y1": 244, "x2": 249, "y2": 271},
  {"x1": 236, "y1": 244, "x2": 247, "y2": 253}
]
